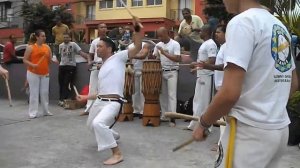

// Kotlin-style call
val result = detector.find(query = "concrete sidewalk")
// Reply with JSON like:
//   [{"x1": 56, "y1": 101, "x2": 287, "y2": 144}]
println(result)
[{"x1": 0, "y1": 99, "x2": 299, "y2": 168}]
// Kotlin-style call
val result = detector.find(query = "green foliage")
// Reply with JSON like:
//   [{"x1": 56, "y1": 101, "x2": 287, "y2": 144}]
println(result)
[
  {"x1": 261, "y1": 0, "x2": 300, "y2": 37},
  {"x1": 21, "y1": 2, "x2": 74, "y2": 43},
  {"x1": 274, "y1": 0, "x2": 300, "y2": 37},
  {"x1": 288, "y1": 91, "x2": 300, "y2": 116}
]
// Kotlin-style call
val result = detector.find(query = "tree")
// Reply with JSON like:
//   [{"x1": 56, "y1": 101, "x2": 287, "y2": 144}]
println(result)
[{"x1": 21, "y1": 2, "x2": 74, "y2": 43}]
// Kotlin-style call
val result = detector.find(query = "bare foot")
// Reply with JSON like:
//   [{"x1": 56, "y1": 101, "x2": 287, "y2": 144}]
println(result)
[{"x1": 103, "y1": 154, "x2": 123, "y2": 165}]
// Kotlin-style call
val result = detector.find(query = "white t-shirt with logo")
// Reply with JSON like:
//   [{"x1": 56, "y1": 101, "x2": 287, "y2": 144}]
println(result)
[
  {"x1": 153, "y1": 39, "x2": 180, "y2": 70},
  {"x1": 224, "y1": 8, "x2": 295, "y2": 129},
  {"x1": 97, "y1": 50, "x2": 128, "y2": 97},
  {"x1": 197, "y1": 39, "x2": 217, "y2": 77},
  {"x1": 89, "y1": 37, "x2": 103, "y2": 63},
  {"x1": 59, "y1": 42, "x2": 82, "y2": 66},
  {"x1": 214, "y1": 43, "x2": 226, "y2": 90},
  {"x1": 128, "y1": 42, "x2": 146, "y2": 71}
]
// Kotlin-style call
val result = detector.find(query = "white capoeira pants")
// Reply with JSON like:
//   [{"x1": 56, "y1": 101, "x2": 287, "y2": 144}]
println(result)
[
  {"x1": 27, "y1": 71, "x2": 50, "y2": 118},
  {"x1": 160, "y1": 70, "x2": 178, "y2": 117},
  {"x1": 132, "y1": 71, "x2": 144, "y2": 114},
  {"x1": 85, "y1": 69, "x2": 99, "y2": 112},
  {"x1": 216, "y1": 120, "x2": 289, "y2": 168},
  {"x1": 188, "y1": 75, "x2": 213, "y2": 129},
  {"x1": 87, "y1": 100, "x2": 121, "y2": 151}
]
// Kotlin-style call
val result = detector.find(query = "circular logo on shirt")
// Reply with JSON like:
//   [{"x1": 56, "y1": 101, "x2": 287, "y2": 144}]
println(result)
[{"x1": 271, "y1": 24, "x2": 292, "y2": 72}]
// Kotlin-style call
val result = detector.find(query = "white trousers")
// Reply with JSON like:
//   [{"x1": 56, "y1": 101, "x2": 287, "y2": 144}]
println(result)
[
  {"x1": 188, "y1": 75, "x2": 213, "y2": 129},
  {"x1": 85, "y1": 69, "x2": 99, "y2": 112},
  {"x1": 216, "y1": 121, "x2": 289, "y2": 168},
  {"x1": 87, "y1": 100, "x2": 121, "y2": 151},
  {"x1": 27, "y1": 71, "x2": 50, "y2": 118},
  {"x1": 160, "y1": 71, "x2": 178, "y2": 116},
  {"x1": 132, "y1": 71, "x2": 144, "y2": 114}
]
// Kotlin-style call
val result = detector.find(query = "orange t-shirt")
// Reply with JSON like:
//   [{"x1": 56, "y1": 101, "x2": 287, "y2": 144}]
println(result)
[{"x1": 28, "y1": 44, "x2": 50, "y2": 75}]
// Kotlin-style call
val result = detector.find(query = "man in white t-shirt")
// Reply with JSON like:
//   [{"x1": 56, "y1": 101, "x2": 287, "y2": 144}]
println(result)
[
  {"x1": 153, "y1": 27, "x2": 181, "y2": 126},
  {"x1": 128, "y1": 41, "x2": 150, "y2": 117},
  {"x1": 80, "y1": 23, "x2": 108, "y2": 116},
  {"x1": 187, "y1": 24, "x2": 217, "y2": 130},
  {"x1": 58, "y1": 33, "x2": 89, "y2": 106},
  {"x1": 192, "y1": 1, "x2": 299, "y2": 168},
  {"x1": 76, "y1": 19, "x2": 144, "y2": 165}
]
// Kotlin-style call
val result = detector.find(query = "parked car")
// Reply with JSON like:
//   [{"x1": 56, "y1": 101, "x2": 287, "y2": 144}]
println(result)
[{"x1": 15, "y1": 44, "x2": 27, "y2": 57}]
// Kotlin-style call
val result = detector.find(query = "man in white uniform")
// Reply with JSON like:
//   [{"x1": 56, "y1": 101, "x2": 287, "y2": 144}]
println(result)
[
  {"x1": 153, "y1": 27, "x2": 181, "y2": 126},
  {"x1": 193, "y1": 1, "x2": 299, "y2": 168},
  {"x1": 80, "y1": 23, "x2": 108, "y2": 116},
  {"x1": 187, "y1": 24, "x2": 217, "y2": 130},
  {"x1": 76, "y1": 19, "x2": 143, "y2": 165},
  {"x1": 128, "y1": 41, "x2": 150, "y2": 118}
]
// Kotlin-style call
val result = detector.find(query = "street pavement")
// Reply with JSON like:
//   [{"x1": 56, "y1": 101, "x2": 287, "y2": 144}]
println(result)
[{"x1": 0, "y1": 99, "x2": 299, "y2": 168}]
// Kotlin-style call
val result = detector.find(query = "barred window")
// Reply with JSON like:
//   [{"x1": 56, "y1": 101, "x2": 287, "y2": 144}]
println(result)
[
  {"x1": 147, "y1": 0, "x2": 162, "y2": 5},
  {"x1": 116, "y1": 0, "x2": 127, "y2": 7},
  {"x1": 132, "y1": 0, "x2": 143, "y2": 7},
  {"x1": 99, "y1": 0, "x2": 113, "y2": 9}
]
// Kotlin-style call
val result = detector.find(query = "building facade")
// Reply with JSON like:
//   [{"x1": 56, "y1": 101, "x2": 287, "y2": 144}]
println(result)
[
  {"x1": 86, "y1": 0, "x2": 205, "y2": 41},
  {"x1": 44, "y1": 0, "x2": 206, "y2": 42},
  {"x1": 0, "y1": 0, "x2": 40, "y2": 44}
]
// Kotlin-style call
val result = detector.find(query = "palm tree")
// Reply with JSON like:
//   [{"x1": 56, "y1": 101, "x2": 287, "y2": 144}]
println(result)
[{"x1": 261, "y1": 0, "x2": 300, "y2": 36}]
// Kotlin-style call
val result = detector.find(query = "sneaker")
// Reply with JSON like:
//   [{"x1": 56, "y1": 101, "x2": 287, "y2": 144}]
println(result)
[
  {"x1": 169, "y1": 121, "x2": 176, "y2": 127},
  {"x1": 29, "y1": 115, "x2": 37, "y2": 119},
  {"x1": 44, "y1": 111, "x2": 53, "y2": 116},
  {"x1": 58, "y1": 101, "x2": 64, "y2": 107},
  {"x1": 133, "y1": 113, "x2": 143, "y2": 119},
  {"x1": 169, "y1": 119, "x2": 176, "y2": 127},
  {"x1": 182, "y1": 127, "x2": 193, "y2": 131},
  {"x1": 160, "y1": 116, "x2": 169, "y2": 122}
]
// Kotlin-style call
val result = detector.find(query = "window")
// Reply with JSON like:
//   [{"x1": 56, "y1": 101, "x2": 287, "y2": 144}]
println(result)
[
  {"x1": 99, "y1": 0, "x2": 113, "y2": 9},
  {"x1": 86, "y1": 5, "x2": 95, "y2": 20},
  {"x1": 116, "y1": 0, "x2": 126, "y2": 7},
  {"x1": 147, "y1": 0, "x2": 162, "y2": 5},
  {"x1": 0, "y1": 2, "x2": 11, "y2": 22},
  {"x1": 132, "y1": 0, "x2": 143, "y2": 7}
]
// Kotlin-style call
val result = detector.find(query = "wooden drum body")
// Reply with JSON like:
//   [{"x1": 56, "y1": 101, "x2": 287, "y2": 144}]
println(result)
[
  {"x1": 118, "y1": 63, "x2": 135, "y2": 122},
  {"x1": 142, "y1": 60, "x2": 162, "y2": 126}
]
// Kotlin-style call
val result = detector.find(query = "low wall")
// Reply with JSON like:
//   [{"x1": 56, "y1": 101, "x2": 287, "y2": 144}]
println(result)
[{"x1": 0, "y1": 63, "x2": 197, "y2": 102}]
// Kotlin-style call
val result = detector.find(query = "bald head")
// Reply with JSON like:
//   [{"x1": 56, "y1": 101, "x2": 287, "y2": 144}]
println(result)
[
  {"x1": 157, "y1": 27, "x2": 168, "y2": 34},
  {"x1": 200, "y1": 24, "x2": 213, "y2": 40},
  {"x1": 157, "y1": 27, "x2": 170, "y2": 43}
]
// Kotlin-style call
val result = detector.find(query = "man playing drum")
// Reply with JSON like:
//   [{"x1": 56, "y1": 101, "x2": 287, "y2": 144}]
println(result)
[
  {"x1": 193, "y1": 0, "x2": 299, "y2": 167},
  {"x1": 153, "y1": 27, "x2": 181, "y2": 126},
  {"x1": 76, "y1": 18, "x2": 144, "y2": 165},
  {"x1": 187, "y1": 24, "x2": 217, "y2": 130},
  {"x1": 128, "y1": 40, "x2": 150, "y2": 118}
]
